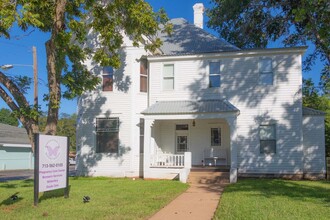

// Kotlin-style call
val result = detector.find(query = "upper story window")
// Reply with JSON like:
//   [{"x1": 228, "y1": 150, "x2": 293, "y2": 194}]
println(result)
[
  {"x1": 140, "y1": 59, "x2": 148, "y2": 92},
  {"x1": 102, "y1": 66, "x2": 114, "y2": 91},
  {"x1": 209, "y1": 61, "x2": 221, "y2": 88},
  {"x1": 259, "y1": 58, "x2": 273, "y2": 85},
  {"x1": 259, "y1": 124, "x2": 276, "y2": 154},
  {"x1": 163, "y1": 64, "x2": 174, "y2": 91}
]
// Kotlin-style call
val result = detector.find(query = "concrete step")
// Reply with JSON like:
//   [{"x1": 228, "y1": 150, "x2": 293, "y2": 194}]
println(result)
[
  {"x1": 191, "y1": 166, "x2": 230, "y2": 172},
  {"x1": 188, "y1": 171, "x2": 229, "y2": 184}
]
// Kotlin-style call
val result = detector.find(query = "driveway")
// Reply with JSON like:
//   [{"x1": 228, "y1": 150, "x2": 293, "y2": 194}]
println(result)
[{"x1": 0, "y1": 166, "x2": 76, "y2": 182}]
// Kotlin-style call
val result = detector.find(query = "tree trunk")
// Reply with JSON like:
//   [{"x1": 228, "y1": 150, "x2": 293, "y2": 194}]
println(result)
[
  {"x1": 45, "y1": 40, "x2": 60, "y2": 135},
  {"x1": 44, "y1": 0, "x2": 67, "y2": 135}
]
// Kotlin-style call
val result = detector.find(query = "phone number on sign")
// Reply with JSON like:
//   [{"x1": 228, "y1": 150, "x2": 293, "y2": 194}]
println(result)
[{"x1": 42, "y1": 163, "x2": 64, "y2": 168}]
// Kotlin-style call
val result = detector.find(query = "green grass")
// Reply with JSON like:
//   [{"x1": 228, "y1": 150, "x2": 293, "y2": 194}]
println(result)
[
  {"x1": 0, "y1": 177, "x2": 188, "y2": 220},
  {"x1": 214, "y1": 179, "x2": 330, "y2": 220}
]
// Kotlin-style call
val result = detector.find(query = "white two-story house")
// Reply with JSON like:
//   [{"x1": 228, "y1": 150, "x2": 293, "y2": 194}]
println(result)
[{"x1": 76, "y1": 3, "x2": 326, "y2": 183}]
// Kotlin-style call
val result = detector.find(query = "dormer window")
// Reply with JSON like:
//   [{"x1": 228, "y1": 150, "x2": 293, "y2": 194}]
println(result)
[
  {"x1": 209, "y1": 61, "x2": 221, "y2": 88},
  {"x1": 259, "y1": 58, "x2": 273, "y2": 85},
  {"x1": 102, "y1": 66, "x2": 114, "y2": 91}
]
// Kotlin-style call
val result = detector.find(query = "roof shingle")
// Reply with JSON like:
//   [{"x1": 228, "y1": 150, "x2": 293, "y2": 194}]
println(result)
[
  {"x1": 157, "y1": 18, "x2": 239, "y2": 55},
  {"x1": 0, "y1": 123, "x2": 30, "y2": 145}
]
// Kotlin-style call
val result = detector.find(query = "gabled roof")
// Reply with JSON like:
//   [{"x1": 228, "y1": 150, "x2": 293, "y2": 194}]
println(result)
[
  {"x1": 302, "y1": 107, "x2": 326, "y2": 116},
  {"x1": 142, "y1": 99, "x2": 239, "y2": 115},
  {"x1": 157, "y1": 18, "x2": 239, "y2": 55},
  {"x1": 0, "y1": 123, "x2": 30, "y2": 146}
]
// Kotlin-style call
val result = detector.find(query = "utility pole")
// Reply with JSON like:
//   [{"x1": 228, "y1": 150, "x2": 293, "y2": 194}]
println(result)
[{"x1": 32, "y1": 46, "x2": 38, "y2": 122}]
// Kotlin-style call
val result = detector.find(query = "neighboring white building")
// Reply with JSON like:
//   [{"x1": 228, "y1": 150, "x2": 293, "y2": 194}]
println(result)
[{"x1": 76, "y1": 3, "x2": 326, "y2": 183}]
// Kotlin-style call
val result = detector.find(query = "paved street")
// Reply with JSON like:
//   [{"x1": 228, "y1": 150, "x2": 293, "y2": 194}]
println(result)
[{"x1": 0, "y1": 166, "x2": 76, "y2": 182}]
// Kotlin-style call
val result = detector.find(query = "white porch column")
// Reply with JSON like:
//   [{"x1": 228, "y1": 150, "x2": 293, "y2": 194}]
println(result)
[
  {"x1": 184, "y1": 152, "x2": 192, "y2": 169},
  {"x1": 143, "y1": 118, "x2": 154, "y2": 176},
  {"x1": 227, "y1": 117, "x2": 238, "y2": 183}
]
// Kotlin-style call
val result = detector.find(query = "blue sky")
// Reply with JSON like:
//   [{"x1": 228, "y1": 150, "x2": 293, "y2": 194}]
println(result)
[{"x1": 0, "y1": 0, "x2": 322, "y2": 115}]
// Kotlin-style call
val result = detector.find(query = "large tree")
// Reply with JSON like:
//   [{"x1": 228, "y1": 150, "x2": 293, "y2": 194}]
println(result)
[
  {"x1": 207, "y1": 0, "x2": 330, "y2": 91},
  {"x1": 0, "y1": 0, "x2": 170, "y2": 152}
]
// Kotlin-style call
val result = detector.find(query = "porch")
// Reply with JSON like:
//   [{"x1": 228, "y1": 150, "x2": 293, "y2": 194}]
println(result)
[{"x1": 141, "y1": 100, "x2": 240, "y2": 183}]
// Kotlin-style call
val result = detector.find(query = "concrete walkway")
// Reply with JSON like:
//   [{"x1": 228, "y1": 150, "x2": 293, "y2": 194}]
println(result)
[{"x1": 149, "y1": 172, "x2": 228, "y2": 220}]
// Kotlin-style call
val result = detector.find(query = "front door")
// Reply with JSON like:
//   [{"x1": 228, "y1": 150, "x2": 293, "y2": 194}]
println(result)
[{"x1": 176, "y1": 132, "x2": 188, "y2": 153}]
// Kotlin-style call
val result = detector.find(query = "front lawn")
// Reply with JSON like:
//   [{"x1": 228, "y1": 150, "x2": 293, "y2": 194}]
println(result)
[
  {"x1": 0, "y1": 177, "x2": 188, "y2": 220},
  {"x1": 214, "y1": 179, "x2": 330, "y2": 220}
]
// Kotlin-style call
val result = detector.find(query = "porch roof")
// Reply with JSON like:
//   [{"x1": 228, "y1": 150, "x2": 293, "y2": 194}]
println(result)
[
  {"x1": 302, "y1": 107, "x2": 326, "y2": 116},
  {"x1": 142, "y1": 99, "x2": 239, "y2": 115}
]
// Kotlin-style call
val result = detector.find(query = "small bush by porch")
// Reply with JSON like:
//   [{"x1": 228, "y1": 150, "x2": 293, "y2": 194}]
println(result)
[{"x1": 214, "y1": 179, "x2": 330, "y2": 220}]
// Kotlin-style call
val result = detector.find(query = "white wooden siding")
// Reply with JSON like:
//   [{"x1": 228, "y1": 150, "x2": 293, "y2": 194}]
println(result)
[
  {"x1": 76, "y1": 45, "x2": 148, "y2": 177},
  {"x1": 303, "y1": 116, "x2": 326, "y2": 174},
  {"x1": 148, "y1": 53, "x2": 304, "y2": 174}
]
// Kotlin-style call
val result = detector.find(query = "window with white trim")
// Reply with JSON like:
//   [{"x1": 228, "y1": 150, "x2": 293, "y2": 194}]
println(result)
[
  {"x1": 163, "y1": 64, "x2": 174, "y2": 90},
  {"x1": 259, "y1": 58, "x2": 273, "y2": 85},
  {"x1": 102, "y1": 66, "x2": 114, "y2": 91},
  {"x1": 259, "y1": 124, "x2": 276, "y2": 154},
  {"x1": 209, "y1": 61, "x2": 221, "y2": 88},
  {"x1": 96, "y1": 118, "x2": 119, "y2": 153},
  {"x1": 140, "y1": 59, "x2": 148, "y2": 92}
]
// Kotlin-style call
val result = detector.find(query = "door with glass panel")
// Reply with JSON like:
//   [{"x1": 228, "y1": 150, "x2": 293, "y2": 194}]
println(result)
[
  {"x1": 176, "y1": 133, "x2": 188, "y2": 153},
  {"x1": 175, "y1": 124, "x2": 189, "y2": 153}
]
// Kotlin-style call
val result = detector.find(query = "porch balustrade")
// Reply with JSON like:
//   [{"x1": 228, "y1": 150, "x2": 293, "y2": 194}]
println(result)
[{"x1": 150, "y1": 153, "x2": 185, "y2": 168}]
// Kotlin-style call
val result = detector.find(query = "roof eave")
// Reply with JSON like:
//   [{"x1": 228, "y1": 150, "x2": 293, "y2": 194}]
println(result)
[
  {"x1": 142, "y1": 110, "x2": 240, "y2": 115},
  {"x1": 147, "y1": 46, "x2": 308, "y2": 61}
]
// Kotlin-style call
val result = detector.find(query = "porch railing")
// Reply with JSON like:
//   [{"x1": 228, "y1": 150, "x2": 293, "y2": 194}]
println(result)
[{"x1": 150, "y1": 153, "x2": 185, "y2": 168}]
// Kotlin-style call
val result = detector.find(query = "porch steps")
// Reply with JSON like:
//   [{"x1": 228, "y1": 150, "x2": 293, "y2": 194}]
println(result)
[{"x1": 188, "y1": 169, "x2": 229, "y2": 185}]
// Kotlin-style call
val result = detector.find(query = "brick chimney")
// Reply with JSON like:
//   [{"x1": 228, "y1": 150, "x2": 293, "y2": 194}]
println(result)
[{"x1": 193, "y1": 3, "x2": 205, "y2": 29}]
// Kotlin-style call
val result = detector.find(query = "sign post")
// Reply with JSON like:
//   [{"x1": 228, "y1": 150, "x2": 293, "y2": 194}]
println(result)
[{"x1": 34, "y1": 134, "x2": 69, "y2": 206}]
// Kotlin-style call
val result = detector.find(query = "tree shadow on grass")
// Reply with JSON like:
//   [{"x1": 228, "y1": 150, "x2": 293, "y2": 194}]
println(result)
[
  {"x1": 0, "y1": 192, "x2": 23, "y2": 206},
  {"x1": 39, "y1": 185, "x2": 71, "y2": 202},
  {"x1": 226, "y1": 179, "x2": 330, "y2": 206},
  {"x1": 0, "y1": 183, "x2": 17, "y2": 189},
  {"x1": 21, "y1": 179, "x2": 34, "y2": 187},
  {"x1": 0, "y1": 179, "x2": 34, "y2": 189}
]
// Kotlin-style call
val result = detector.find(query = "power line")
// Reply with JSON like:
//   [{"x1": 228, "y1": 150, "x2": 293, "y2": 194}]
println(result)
[{"x1": 0, "y1": 41, "x2": 31, "y2": 49}]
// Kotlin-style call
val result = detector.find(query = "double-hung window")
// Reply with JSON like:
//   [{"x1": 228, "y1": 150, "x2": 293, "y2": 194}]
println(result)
[
  {"x1": 102, "y1": 66, "x2": 114, "y2": 91},
  {"x1": 259, "y1": 124, "x2": 276, "y2": 154},
  {"x1": 163, "y1": 64, "x2": 174, "y2": 90},
  {"x1": 209, "y1": 61, "x2": 221, "y2": 88},
  {"x1": 96, "y1": 118, "x2": 119, "y2": 153},
  {"x1": 259, "y1": 58, "x2": 273, "y2": 85},
  {"x1": 140, "y1": 59, "x2": 148, "y2": 92}
]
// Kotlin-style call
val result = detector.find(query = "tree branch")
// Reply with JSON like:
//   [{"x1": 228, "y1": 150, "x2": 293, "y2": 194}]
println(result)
[{"x1": 0, "y1": 71, "x2": 30, "y2": 109}]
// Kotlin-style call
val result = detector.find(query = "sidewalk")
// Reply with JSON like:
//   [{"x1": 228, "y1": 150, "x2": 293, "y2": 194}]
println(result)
[{"x1": 149, "y1": 181, "x2": 227, "y2": 220}]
